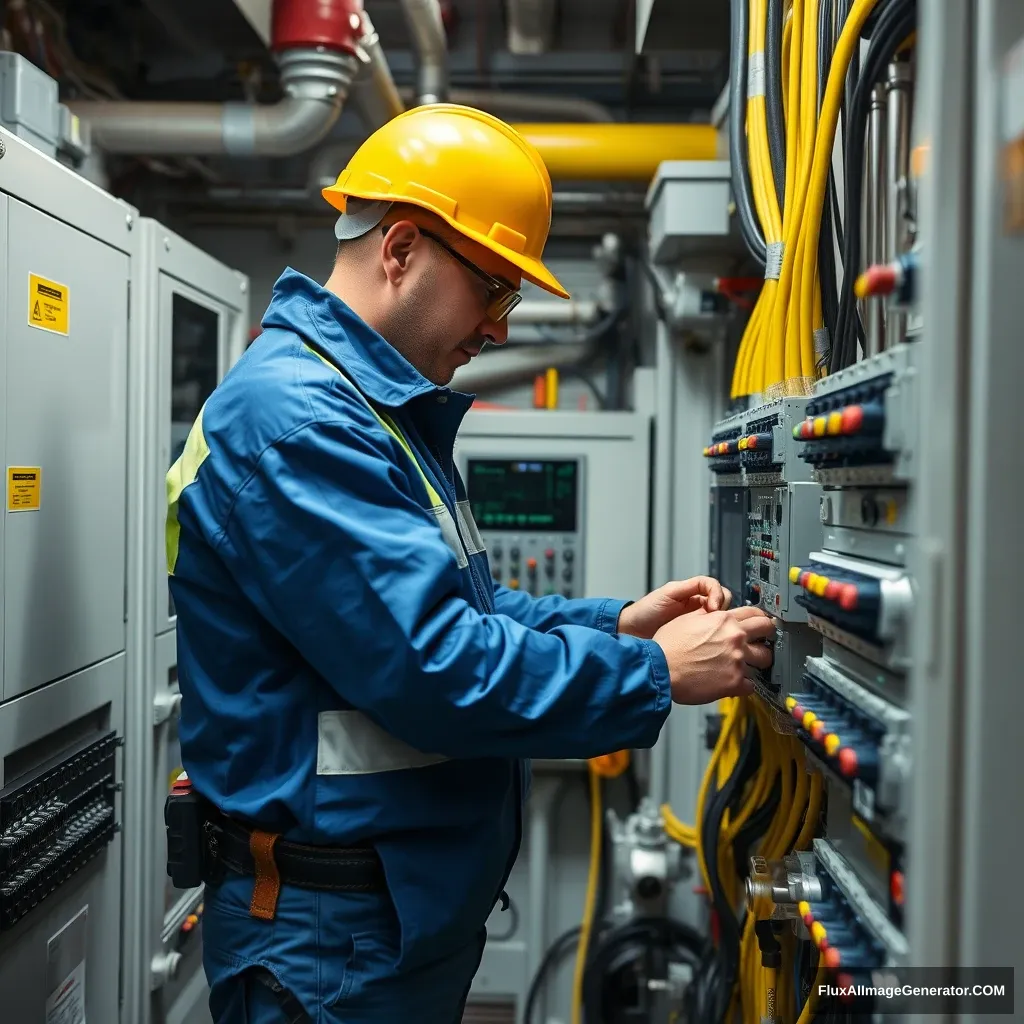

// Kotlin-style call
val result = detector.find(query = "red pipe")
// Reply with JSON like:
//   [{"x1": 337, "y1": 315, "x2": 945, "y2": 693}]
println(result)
[{"x1": 271, "y1": 0, "x2": 365, "y2": 54}]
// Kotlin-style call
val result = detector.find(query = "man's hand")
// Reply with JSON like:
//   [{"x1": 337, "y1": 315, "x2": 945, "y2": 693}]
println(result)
[
  {"x1": 652, "y1": 606, "x2": 775, "y2": 705},
  {"x1": 617, "y1": 577, "x2": 733, "y2": 640}
]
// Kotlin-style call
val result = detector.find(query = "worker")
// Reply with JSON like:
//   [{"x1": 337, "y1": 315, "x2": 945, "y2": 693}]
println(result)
[{"x1": 165, "y1": 104, "x2": 775, "y2": 1023}]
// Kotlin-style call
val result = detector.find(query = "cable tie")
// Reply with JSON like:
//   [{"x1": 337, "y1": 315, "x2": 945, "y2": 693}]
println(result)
[
  {"x1": 764, "y1": 241, "x2": 784, "y2": 280},
  {"x1": 748, "y1": 51, "x2": 767, "y2": 99}
]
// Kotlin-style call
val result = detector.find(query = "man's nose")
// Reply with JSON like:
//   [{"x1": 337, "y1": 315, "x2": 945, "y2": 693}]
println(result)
[{"x1": 480, "y1": 315, "x2": 508, "y2": 347}]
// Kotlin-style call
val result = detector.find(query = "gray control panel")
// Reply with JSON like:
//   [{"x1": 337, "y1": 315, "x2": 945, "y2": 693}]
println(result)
[{"x1": 465, "y1": 456, "x2": 586, "y2": 598}]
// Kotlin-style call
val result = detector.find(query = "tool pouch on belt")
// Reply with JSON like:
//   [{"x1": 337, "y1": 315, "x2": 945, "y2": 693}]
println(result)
[{"x1": 164, "y1": 771, "x2": 210, "y2": 890}]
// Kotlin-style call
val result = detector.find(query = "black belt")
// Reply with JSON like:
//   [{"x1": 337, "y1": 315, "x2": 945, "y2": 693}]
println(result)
[{"x1": 202, "y1": 810, "x2": 386, "y2": 893}]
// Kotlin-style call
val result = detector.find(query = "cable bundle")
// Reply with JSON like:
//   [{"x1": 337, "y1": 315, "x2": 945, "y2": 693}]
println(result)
[
  {"x1": 676, "y1": 696, "x2": 824, "y2": 1023},
  {"x1": 731, "y1": 0, "x2": 888, "y2": 400}
]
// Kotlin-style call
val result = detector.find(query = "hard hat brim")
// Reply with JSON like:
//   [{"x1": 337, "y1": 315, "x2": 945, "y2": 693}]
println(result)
[{"x1": 322, "y1": 184, "x2": 571, "y2": 301}]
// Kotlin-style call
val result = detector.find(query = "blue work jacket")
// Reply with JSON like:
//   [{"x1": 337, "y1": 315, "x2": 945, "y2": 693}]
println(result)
[{"x1": 167, "y1": 269, "x2": 671, "y2": 968}]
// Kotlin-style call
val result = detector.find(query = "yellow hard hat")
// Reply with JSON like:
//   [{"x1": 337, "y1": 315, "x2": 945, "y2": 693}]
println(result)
[{"x1": 321, "y1": 104, "x2": 569, "y2": 300}]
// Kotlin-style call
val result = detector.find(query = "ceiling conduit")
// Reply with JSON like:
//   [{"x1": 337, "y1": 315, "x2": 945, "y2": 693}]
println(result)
[{"x1": 69, "y1": 0, "x2": 365, "y2": 156}]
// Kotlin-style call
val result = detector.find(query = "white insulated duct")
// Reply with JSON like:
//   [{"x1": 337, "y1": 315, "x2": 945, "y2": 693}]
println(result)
[
  {"x1": 399, "y1": 0, "x2": 449, "y2": 105},
  {"x1": 69, "y1": 0, "x2": 365, "y2": 157}
]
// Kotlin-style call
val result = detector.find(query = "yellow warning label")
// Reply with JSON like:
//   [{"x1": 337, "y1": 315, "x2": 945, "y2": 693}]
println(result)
[
  {"x1": 27, "y1": 273, "x2": 69, "y2": 335},
  {"x1": 7, "y1": 466, "x2": 42, "y2": 512}
]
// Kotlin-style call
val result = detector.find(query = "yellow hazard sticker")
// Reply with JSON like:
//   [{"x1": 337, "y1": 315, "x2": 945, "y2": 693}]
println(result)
[
  {"x1": 7, "y1": 466, "x2": 42, "y2": 512},
  {"x1": 28, "y1": 273, "x2": 69, "y2": 335}
]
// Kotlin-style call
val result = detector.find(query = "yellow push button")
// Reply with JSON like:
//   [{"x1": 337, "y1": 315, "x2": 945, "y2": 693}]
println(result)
[{"x1": 509, "y1": 578, "x2": 520, "y2": 590}]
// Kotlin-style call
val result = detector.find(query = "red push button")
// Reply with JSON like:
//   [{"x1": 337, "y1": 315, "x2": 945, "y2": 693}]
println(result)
[{"x1": 890, "y1": 870, "x2": 905, "y2": 907}]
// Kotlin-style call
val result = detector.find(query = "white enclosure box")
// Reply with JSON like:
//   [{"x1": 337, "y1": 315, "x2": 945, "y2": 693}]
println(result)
[{"x1": 455, "y1": 408, "x2": 653, "y2": 604}]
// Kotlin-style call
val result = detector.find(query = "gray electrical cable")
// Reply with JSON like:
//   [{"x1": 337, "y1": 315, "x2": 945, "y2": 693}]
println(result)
[{"x1": 729, "y1": 0, "x2": 767, "y2": 268}]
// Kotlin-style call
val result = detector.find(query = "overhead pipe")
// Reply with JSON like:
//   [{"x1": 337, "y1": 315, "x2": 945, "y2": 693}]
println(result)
[
  {"x1": 451, "y1": 342, "x2": 589, "y2": 393},
  {"x1": 69, "y1": 0, "x2": 365, "y2": 156},
  {"x1": 351, "y1": 9, "x2": 405, "y2": 131},
  {"x1": 399, "y1": 0, "x2": 449, "y2": 105},
  {"x1": 399, "y1": 86, "x2": 614, "y2": 124},
  {"x1": 512, "y1": 123, "x2": 719, "y2": 181}
]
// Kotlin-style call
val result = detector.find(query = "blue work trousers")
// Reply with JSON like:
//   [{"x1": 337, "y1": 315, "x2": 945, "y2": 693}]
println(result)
[{"x1": 202, "y1": 872, "x2": 486, "y2": 1023}]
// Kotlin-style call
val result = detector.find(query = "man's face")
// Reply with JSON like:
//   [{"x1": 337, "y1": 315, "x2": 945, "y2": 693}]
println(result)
[{"x1": 377, "y1": 220, "x2": 521, "y2": 386}]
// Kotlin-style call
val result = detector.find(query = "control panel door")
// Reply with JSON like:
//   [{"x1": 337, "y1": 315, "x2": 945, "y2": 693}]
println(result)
[{"x1": 3, "y1": 199, "x2": 128, "y2": 700}]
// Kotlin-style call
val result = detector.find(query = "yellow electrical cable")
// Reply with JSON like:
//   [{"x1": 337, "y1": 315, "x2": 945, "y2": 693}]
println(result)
[
  {"x1": 661, "y1": 804, "x2": 698, "y2": 848},
  {"x1": 570, "y1": 764, "x2": 603, "y2": 1024}
]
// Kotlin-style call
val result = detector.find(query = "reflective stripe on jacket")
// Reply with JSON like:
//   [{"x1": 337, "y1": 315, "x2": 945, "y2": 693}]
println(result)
[{"x1": 166, "y1": 269, "x2": 671, "y2": 967}]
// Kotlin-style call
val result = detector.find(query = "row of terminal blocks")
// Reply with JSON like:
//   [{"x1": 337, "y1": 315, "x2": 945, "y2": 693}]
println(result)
[{"x1": 708, "y1": 350, "x2": 918, "y2": 966}]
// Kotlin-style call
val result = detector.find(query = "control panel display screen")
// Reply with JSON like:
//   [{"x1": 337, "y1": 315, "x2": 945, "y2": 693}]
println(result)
[{"x1": 467, "y1": 459, "x2": 578, "y2": 532}]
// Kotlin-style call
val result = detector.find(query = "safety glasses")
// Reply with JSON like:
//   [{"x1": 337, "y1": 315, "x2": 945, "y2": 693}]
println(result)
[{"x1": 383, "y1": 225, "x2": 522, "y2": 321}]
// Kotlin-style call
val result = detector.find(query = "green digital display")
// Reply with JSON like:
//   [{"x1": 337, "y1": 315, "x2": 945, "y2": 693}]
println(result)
[{"x1": 467, "y1": 459, "x2": 578, "y2": 532}]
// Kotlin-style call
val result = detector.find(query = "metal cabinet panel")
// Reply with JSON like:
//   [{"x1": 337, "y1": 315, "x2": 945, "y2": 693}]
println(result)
[
  {"x1": 156, "y1": 275, "x2": 228, "y2": 635},
  {"x1": 3, "y1": 199, "x2": 128, "y2": 699},
  {"x1": 0, "y1": 194, "x2": 8, "y2": 701},
  {"x1": 0, "y1": 655, "x2": 124, "y2": 1024}
]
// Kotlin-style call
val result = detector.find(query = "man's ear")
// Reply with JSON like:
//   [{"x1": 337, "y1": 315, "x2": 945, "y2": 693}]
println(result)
[{"x1": 380, "y1": 221, "x2": 421, "y2": 286}]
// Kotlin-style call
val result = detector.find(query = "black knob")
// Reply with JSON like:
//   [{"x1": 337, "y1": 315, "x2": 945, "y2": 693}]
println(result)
[
  {"x1": 563, "y1": 549, "x2": 574, "y2": 562},
  {"x1": 562, "y1": 567, "x2": 573, "y2": 582},
  {"x1": 510, "y1": 546, "x2": 520, "y2": 560},
  {"x1": 562, "y1": 587, "x2": 573, "y2": 598},
  {"x1": 492, "y1": 545, "x2": 503, "y2": 560}
]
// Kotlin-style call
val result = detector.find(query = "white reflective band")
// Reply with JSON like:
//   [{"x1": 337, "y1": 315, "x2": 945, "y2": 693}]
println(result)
[
  {"x1": 455, "y1": 501, "x2": 486, "y2": 556},
  {"x1": 317, "y1": 710, "x2": 449, "y2": 775},
  {"x1": 431, "y1": 504, "x2": 469, "y2": 568}
]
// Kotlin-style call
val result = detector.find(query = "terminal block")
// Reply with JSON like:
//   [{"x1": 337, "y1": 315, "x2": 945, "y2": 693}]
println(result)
[
  {"x1": 791, "y1": 346, "x2": 916, "y2": 486},
  {"x1": 809, "y1": 838, "x2": 908, "y2": 969},
  {"x1": 741, "y1": 398, "x2": 815, "y2": 485},
  {"x1": 0, "y1": 731, "x2": 119, "y2": 931},
  {"x1": 784, "y1": 656, "x2": 910, "y2": 840},
  {"x1": 703, "y1": 413, "x2": 746, "y2": 477},
  {"x1": 790, "y1": 552, "x2": 913, "y2": 668}
]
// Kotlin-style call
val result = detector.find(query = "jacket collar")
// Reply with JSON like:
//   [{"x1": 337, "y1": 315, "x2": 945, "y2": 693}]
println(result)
[{"x1": 262, "y1": 268, "x2": 456, "y2": 410}]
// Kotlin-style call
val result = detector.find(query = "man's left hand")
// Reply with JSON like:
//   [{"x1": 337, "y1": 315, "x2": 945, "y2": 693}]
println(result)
[{"x1": 617, "y1": 577, "x2": 733, "y2": 640}]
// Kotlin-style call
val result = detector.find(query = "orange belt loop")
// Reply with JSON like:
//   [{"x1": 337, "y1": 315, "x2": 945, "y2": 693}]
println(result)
[{"x1": 248, "y1": 830, "x2": 282, "y2": 921}]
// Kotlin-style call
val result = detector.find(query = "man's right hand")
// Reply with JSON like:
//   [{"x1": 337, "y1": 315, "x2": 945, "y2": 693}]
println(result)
[{"x1": 652, "y1": 606, "x2": 776, "y2": 704}]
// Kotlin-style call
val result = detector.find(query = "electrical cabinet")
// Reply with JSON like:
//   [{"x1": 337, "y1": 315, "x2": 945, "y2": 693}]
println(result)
[
  {"x1": 0, "y1": 124, "x2": 133, "y2": 1024},
  {"x1": 456, "y1": 409, "x2": 652, "y2": 603},
  {"x1": 118, "y1": 219, "x2": 248, "y2": 1024}
]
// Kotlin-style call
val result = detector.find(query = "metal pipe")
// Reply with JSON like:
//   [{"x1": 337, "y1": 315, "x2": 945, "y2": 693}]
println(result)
[
  {"x1": 399, "y1": 0, "x2": 449, "y2": 104},
  {"x1": 351, "y1": 9, "x2": 405, "y2": 130},
  {"x1": 506, "y1": 0, "x2": 557, "y2": 55},
  {"x1": 70, "y1": 48, "x2": 360, "y2": 157},
  {"x1": 513, "y1": 123, "x2": 718, "y2": 181},
  {"x1": 69, "y1": 0, "x2": 365, "y2": 156},
  {"x1": 886, "y1": 60, "x2": 913, "y2": 346},
  {"x1": 399, "y1": 86, "x2": 614, "y2": 123},
  {"x1": 863, "y1": 85, "x2": 887, "y2": 357},
  {"x1": 509, "y1": 298, "x2": 601, "y2": 326},
  {"x1": 451, "y1": 342, "x2": 588, "y2": 392}
]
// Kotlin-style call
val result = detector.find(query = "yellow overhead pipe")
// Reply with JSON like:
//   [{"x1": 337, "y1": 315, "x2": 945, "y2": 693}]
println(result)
[{"x1": 512, "y1": 123, "x2": 719, "y2": 181}]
